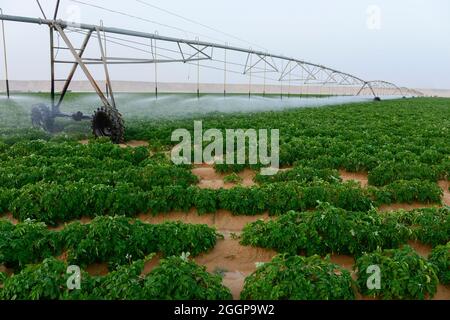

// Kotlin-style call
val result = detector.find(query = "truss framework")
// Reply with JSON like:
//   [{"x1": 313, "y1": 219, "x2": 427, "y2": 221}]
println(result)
[{"x1": 0, "y1": 12, "x2": 422, "y2": 112}]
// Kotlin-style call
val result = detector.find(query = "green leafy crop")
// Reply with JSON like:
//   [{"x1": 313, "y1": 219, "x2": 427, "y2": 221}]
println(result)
[
  {"x1": 428, "y1": 242, "x2": 450, "y2": 285},
  {"x1": 144, "y1": 256, "x2": 232, "y2": 300},
  {"x1": 0, "y1": 219, "x2": 61, "y2": 270},
  {"x1": 355, "y1": 246, "x2": 439, "y2": 300},
  {"x1": 241, "y1": 202, "x2": 411, "y2": 257},
  {"x1": 241, "y1": 254, "x2": 355, "y2": 300},
  {"x1": 0, "y1": 256, "x2": 232, "y2": 300}
]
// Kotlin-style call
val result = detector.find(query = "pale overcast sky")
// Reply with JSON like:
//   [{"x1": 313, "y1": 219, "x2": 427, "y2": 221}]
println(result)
[{"x1": 0, "y1": 0, "x2": 449, "y2": 89}]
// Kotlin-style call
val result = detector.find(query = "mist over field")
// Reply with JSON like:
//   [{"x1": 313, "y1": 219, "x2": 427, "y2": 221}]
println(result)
[{"x1": 0, "y1": 92, "x2": 380, "y2": 125}]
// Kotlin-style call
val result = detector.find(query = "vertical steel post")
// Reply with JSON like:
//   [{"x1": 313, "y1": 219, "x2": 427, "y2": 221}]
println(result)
[
  {"x1": 100, "y1": 20, "x2": 109, "y2": 98},
  {"x1": 50, "y1": 26, "x2": 55, "y2": 110},
  {"x1": 0, "y1": 9, "x2": 9, "y2": 98},
  {"x1": 288, "y1": 62, "x2": 291, "y2": 99},
  {"x1": 280, "y1": 61, "x2": 283, "y2": 100},
  {"x1": 51, "y1": 0, "x2": 60, "y2": 110},
  {"x1": 299, "y1": 65, "x2": 303, "y2": 99},
  {"x1": 154, "y1": 34, "x2": 158, "y2": 98},
  {"x1": 196, "y1": 37, "x2": 200, "y2": 99},
  {"x1": 263, "y1": 54, "x2": 266, "y2": 97},
  {"x1": 224, "y1": 43, "x2": 227, "y2": 97},
  {"x1": 248, "y1": 51, "x2": 252, "y2": 99}
]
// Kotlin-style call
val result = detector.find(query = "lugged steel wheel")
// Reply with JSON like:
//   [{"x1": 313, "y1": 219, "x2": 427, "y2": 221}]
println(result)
[
  {"x1": 31, "y1": 104, "x2": 55, "y2": 132},
  {"x1": 92, "y1": 106, "x2": 125, "y2": 144}
]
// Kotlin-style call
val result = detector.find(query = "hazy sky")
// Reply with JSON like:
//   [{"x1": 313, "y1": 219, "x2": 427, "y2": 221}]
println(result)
[{"x1": 0, "y1": 0, "x2": 449, "y2": 89}]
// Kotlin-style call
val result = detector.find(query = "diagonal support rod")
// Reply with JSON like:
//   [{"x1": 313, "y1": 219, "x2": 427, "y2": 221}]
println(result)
[
  {"x1": 56, "y1": 30, "x2": 92, "y2": 109},
  {"x1": 54, "y1": 23, "x2": 110, "y2": 107},
  {"x1": 96, "y1": 26, "x2": 116, "y2": 108}
]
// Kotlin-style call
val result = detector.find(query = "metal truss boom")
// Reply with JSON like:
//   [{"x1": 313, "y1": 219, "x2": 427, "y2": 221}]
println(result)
[{"x1": 0, "y1": 13, "x2": 421, "y2": 99}]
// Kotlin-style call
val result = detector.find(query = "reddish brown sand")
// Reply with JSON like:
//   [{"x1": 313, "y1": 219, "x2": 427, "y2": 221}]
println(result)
[
  {"x1": 438, "y1": 180, "x2": 450, "y2": 206},
  {"x1": 339, "y1": 170, "x2": 369, "y2": 188},
  {"x1": 194, "y1": 236, "x2": 277, "y2": 300},
  {"x1": 338, "y1": 170, "x2": 448, "y2": 212},
  {"x1": 123, "y1": 140, "x2": 149, "y2": 148},
  {"x1": 138, "y1": 209, "x2": 215, "y2": 226},
  {"x1": 47, "y1": 216, "x2": 93, "y2": 231},
  {"x1": 434, "y1": 285, "x2": 450, "y2": 300},
  {"x1": 138, "y1": 210, "x2": 271, "y2": 233},
  {"x1": 3, "y1": 163, "x2": 449, "y2": 299},
  {"x1": 85, "y1": 263, "x2": 109, "y2": 277},
  {"x1": 57, "y1": 251, "x2": 68, "y2": 262},
  {"x1": 191, "y1": 166, "x2": 256, "y2": 190},
  {"x1": 0, "y1": 212, "x2": 19, "y2": 225},
  {"x1": 142, "y1": 254, "x2": 162, "y2": 275},
  {"x1": 329, "y1": 254, "x2": 355, "y2": 273},
  {"x1": 379, "y1": 203, "x2": 439, "y2": 212},
  {"x1": 0, "y1": 265, "x2": 13, "y2": 276},
  {"x1": 79, "y1": 139, "x2": 149, "y2": 149},
  {"x1": 407, "y1": 241, "x2": 433, "y2": 258}
]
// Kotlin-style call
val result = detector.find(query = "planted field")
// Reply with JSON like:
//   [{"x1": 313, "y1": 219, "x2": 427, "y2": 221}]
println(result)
[{"x1": 0, "y1": 95, "x2": 450, "y2": 300}]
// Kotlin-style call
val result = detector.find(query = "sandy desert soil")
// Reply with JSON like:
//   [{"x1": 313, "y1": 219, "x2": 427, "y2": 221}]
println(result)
[
  {"x1": 1, "y1": 164, "x2": 449, "y2": 300},
  {"x1": 438, "y1": 180, "x2": 450, "y2": 206},
  {"x1": 194, "y1": 235, "x2": 277, "y2": 300},
  {"x1": 339, "y1": 170, "x2": 369, "y2": 188},
  {"x1": 191, "y1": 166, "x2": 256, "y2": 189},
  {"x1": 79, "y1": 139, "x2": 149, "y2": 149}
]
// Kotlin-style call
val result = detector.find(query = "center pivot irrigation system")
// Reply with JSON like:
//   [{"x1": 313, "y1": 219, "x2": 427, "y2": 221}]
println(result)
[{"x1": 0, "y1": 1, "x2": 423, "y2": 143}]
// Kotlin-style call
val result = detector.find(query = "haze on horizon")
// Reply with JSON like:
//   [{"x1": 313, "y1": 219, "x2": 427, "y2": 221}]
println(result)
[{"x1": 0, "y1": 0, "x2": 449, "y2": 90}]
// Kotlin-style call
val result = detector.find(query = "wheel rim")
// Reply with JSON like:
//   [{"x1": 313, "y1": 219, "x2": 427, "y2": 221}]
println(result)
[
  {"x1": 31, "y1": 104, "x2": 53, "y2": 131},
  {"x1": 93, "y1": 111, "x2": 113, "y2": 137}
]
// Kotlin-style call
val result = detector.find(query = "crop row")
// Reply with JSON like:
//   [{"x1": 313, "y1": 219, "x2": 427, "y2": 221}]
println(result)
[
  {"x1": 0, "y1": 256, "x2": 232, "y2": 300},
  {"x1": 0, "y1": 178, "x2": 442, "y2": 225},
  {"x1": 241, "y1": 204, "x2": 450, "y2": 256},
  {"x1": 242, "y1": 245, "x2": 447, "y2": 300},
  {"x1": 1, "y1": 244, "x2": 448, "y2": 300},
  {"x1": 0, "y1": 216, "x2": 219, "y2": 270},
  {"x1": 121, "y1": 99, "x2": 450, "y2": 186},
  {"x1": 0, "y1": 139, "x2": 149, "y2": 164},
  {"x1": 0, "y1": 159, "x2": 197, "y2": 190}
]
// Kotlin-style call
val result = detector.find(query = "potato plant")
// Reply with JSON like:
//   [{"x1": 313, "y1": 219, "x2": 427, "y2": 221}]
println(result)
[
  {"x1": 428, "y1": 242, "x2": 450, "y2": 285},
  {"x1": 0, "y1": 256, "x2": 232, "y2": 300},
  {"x1": 355, "y1": 246, "x2": 439, "y2": 300},
  {"x1": 240, "y1": 203, "x2": 411, "y2": 257},
  {"x1": 241, "y1": 254, "x2": 355, "y2": 300},
  {"x1": 0, "y1": 217, "x2": 220, "y2": 271}
]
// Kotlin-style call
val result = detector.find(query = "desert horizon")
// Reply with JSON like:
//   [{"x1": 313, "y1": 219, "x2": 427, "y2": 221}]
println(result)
[{"x1": 0, "y1": 80, "x2": 448, "y2": 97}]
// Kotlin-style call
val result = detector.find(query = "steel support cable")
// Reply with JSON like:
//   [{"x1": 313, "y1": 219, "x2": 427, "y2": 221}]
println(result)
[
  {"x1": 0, "y1": 13, "x2": 377, "y2": 92},
  {"x1": 35, "y1": 0, "x2": 47, "y2": 19},
  {"x1": 58, "y1": 21, "x2": 368, "y2": 90},
  {"x1": 91, "y1": 34, "x2": 288, "y2": 89},
  {"x1": 134, "y1": 0, "x2": 268, "y2": 52},
  {"x1": 71, "y1": 28, "x2": 275, "y2": 79},
  {"x1": 67, "y1": 29, "x2": 356, "y2": 88},
  {"x1": 60, "y1": 10, "x2": 363, "y2": 85},
  {"x1": 70, "y1": 27, "x2": 272, "y2": 72},
  {"x1": 68, "y1": 0, "x2": 230, "y2": 46}
]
